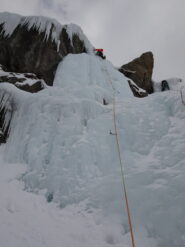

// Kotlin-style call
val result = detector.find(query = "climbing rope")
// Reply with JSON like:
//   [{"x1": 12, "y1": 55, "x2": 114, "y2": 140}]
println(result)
[{"x1": 105, "y1": 64, "x2": 135, "y2": 247}]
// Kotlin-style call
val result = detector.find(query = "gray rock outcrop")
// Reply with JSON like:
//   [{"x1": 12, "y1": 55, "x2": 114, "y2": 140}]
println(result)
[{"x1": 119, "y1": 51, "x2": 154, "y2": 95}]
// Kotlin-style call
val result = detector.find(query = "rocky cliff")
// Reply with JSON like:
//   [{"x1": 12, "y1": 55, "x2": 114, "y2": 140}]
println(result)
[
  {"x1": 119, "y1": 51, "x2": 154, "y2": 95},
  {"x1": 0, "y1": 12, "x2": 93, "y2": 86}
]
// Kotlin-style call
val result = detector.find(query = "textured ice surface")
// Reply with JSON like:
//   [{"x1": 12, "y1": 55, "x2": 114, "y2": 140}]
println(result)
[{"x1": 1, "y1": 53, "x2": 185, "y2": 246}]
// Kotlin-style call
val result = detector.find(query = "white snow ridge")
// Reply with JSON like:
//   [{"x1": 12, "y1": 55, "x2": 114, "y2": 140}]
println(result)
[
  {"x1": 1, "y1": 51, "x2": 185, "y2": 246},
  {"x1": 0, "y1": 12, "x2": 93, "y2": 53}
]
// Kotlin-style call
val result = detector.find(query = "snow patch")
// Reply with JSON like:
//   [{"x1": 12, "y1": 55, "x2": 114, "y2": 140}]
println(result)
[{"x1": 129, "y1": 79, "x2": 147, "y2": 94}]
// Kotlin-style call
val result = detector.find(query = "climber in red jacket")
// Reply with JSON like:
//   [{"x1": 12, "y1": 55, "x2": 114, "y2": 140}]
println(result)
[{"x1": 94, "y1": 49, "x2": 106, "y2": 59}]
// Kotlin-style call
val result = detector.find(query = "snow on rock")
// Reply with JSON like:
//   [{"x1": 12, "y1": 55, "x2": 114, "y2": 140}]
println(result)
[
  {"x1": 0, "y1": 12, "x2": 94, "y2": 86},
  {"x1": 22, "y1": 15, "x2": 62, "y2": 43},
  {"x1": 0, "y1": 12, "x2": 93, "y2": 52},
  {"x1": 128, "y1": 79, "x2": 148, "y2": 97},
  {"x1": 0, "y1": 12, "x2": 22, "y2": 37},
  {"x1": 0, "y1": 66, "x2": 46, "y2": 93},
  {"x1": 66, "y1": 23, "x2": 93, "y2": 53}
]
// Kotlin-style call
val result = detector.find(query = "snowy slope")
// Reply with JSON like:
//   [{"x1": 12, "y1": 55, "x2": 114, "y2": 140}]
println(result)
[{"x1": 1, "y1": 53, "x2": 185, "y2": 247}]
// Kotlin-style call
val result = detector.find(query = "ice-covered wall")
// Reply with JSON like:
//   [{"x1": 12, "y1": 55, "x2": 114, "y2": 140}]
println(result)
[
  {"x1": 2, "y1": 53, "x2": 185, "y2": 246},
  {"x1": 4, "y1": 54, "x2": 132, "y2": 206}
]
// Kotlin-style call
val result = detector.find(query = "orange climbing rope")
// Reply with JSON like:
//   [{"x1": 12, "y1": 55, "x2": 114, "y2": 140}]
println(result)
[
  {"x1": 112, "y1": 93, "x2": 135, "y2": 247},
  {"x1": 105, "y1": 64, "x2": 135, "y2": 247}
]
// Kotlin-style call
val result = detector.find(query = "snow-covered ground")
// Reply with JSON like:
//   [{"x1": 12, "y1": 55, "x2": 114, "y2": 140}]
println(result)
[
  {"x1": 1, "y1": 53, "x2": 185, "y2": 247},
  {"x1": 0, "y1": 150, "x2": 135, "y2": 247}
]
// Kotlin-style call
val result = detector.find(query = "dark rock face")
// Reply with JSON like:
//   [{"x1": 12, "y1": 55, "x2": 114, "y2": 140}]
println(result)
[
  {"x1": 16, "y1": 79, "x2": 45, "y2": 93},
  {"x1": 0, "y1": 66, "x2": 45, "y2": 93},
  {"x1": 119, "y1": 52, "x2": 154, "y2": 94},
  {"x1": 0, "y1": 20, "x2": 88, "y2": 86}
]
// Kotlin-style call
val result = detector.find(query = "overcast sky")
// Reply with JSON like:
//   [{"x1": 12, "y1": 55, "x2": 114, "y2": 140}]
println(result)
[{"x1": 1, "y1": 0, "x2": 185, "y2": 81}]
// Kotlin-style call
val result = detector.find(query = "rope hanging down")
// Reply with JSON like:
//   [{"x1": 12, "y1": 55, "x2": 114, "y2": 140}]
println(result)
[{"x1": 105, "y1": 64, "x2": 135, "y2": 247}]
